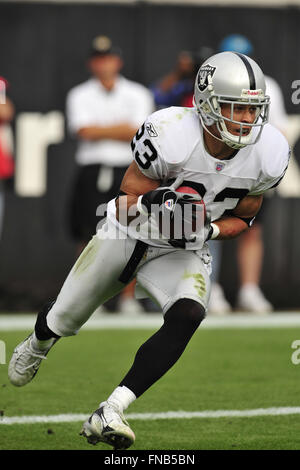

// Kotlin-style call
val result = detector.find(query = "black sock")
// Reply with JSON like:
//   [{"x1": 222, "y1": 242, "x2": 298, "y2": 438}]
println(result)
[
  {"x1": 34, "y1": 301, "x2": 61, "y2": 340},
  {"x1": 119, "y1": 299, "x2": 205, "y2": 397}
]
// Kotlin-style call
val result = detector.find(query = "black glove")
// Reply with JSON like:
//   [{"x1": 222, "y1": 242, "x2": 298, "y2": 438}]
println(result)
[
  {"x1": 139, "y1": 187, "x2": 178, "y2": 215},
  {"x1": 138, "y1": 185, "x2": 205, "y2": 246},
  {"x1": 138, "y1": 186, "x2": 203, "y2": 216}
]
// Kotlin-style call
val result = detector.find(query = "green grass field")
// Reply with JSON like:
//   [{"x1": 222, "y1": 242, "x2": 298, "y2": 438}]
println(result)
[{"x1": 1, "y1": 326, "x2": 300, "y2": 450}]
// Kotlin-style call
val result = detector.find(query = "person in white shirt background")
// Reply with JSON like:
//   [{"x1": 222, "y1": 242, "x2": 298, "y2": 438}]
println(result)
[
  {"x1": 208, "y1": 34, "x2": 290, "y2": 315},
  {"x1": 66, "y1": 36, "x2": 155, "y2": 314}
]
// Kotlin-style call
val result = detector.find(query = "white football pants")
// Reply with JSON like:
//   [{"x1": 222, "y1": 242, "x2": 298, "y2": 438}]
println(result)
[{"x1": 47, "y1": 222, "x2": 212, "y2": 337}]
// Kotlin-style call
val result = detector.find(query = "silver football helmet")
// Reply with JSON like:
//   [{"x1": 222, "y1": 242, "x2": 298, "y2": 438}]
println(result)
[{"x1": 194, "y1": 52, "x2": 270, "y2": 149}]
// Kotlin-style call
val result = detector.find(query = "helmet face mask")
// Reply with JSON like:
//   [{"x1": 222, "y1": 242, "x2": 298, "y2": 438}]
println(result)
[
  {"x1": 194, "y1": 52, "x2": 270, "y2": 149},
  {"x1": 206, "y1": 94, "x2": 270, "y2": 149}
]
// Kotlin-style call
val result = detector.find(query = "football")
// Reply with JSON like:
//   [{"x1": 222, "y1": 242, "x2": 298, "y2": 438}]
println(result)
[{"x1": 176, "y1": 186, "x2": 206, "y2": 214}]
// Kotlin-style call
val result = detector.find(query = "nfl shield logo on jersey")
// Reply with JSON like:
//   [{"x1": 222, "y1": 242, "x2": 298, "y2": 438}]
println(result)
[
  {"x1": 197, "y1": 64, "x2": 216, "y2": 92},
  {"x1": 216, "y1": 162, "x2": 225, "y2": 172}
]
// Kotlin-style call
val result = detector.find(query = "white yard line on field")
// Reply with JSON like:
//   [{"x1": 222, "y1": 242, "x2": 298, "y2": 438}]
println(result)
[
  {"x1": 1, "y1": 407, "x2": 300, "y2": 425},
  {"x1": 1, "y1": 312, "x2": 300, "y2": 331}
]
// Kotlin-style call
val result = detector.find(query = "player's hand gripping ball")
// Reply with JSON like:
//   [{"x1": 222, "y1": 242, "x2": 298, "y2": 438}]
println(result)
[{"x1": 138, "y1": 183, "x2": 207, "y2": 241}]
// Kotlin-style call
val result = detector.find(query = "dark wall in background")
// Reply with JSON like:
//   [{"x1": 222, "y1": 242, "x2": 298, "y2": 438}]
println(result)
[{"x1": 0, "y1": 2, "x2": 299, "y2": 310}]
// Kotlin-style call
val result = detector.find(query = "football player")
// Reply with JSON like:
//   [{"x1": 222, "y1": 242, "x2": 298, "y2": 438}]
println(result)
[{"x1": 8, "y1": 52, "x2": 289, "y2": 450}]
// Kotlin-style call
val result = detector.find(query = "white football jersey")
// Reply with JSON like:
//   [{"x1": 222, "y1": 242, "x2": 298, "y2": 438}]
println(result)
[{"x1": 106, "y1": 106, "x2": 290, "y2": 249}]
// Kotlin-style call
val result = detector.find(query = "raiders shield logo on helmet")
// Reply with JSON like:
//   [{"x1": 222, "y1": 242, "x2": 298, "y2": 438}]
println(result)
[{"x1": 197, "y1": 64, "x2": 216, "y2": 92}]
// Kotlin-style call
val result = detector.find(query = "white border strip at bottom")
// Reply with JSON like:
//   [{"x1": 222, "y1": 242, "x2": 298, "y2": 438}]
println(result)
[{"x1": 2, "y1": 407, "x2": 300, "y2": 425}]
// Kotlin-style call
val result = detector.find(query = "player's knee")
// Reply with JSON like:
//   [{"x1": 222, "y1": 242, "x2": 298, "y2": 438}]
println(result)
[{"x1": 165, "y1": 298, "x2": 206, "y2": 330}]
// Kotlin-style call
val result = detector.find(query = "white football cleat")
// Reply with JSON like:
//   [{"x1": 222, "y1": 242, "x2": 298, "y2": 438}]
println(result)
[
  {"x1": 236, "y1": 284, "x2": 273, "y2": 314},
  {"x1": 80, "y1": 402, "x2": 135, "y2": 450},
  {"x1": 8, "y1": 333, "x2": 56, "y2": 387}
]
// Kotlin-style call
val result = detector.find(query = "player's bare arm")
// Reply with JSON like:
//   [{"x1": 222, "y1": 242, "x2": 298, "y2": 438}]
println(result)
[
  {"x1": 116, "y1": 161, "x2": 160, "y2": 223},
  {"x1": 77, "y1": 123, "x2": 138, "y2": 142},
  {"x1": 0, "y1": 97, "x2": 15, "y2": 123},
  {"x1": 212, "y1": 194, "x2": 263, "y2": 240}
]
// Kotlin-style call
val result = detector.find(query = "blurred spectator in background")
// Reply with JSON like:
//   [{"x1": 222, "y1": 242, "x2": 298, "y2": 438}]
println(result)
[
  {"x1": 208, "y1": 34, "x2": 290, "y2": 315},
  {"x1": 150, "y1": 50, "x2": 195, "y2": 109},
  {"x1": 151, "y1": 47, "x2": 214, "y2": 109},
  {"x1": 180, "y1": 46, "x2": 215, "y2": 107},
  {"x1": 0, "y1": 77, "x2": 15, "y2": 240},
  {"x1": 66, "y1": 36, "x2": 154, "y2": 314}
]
